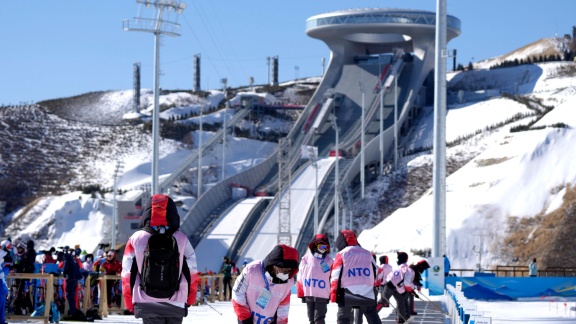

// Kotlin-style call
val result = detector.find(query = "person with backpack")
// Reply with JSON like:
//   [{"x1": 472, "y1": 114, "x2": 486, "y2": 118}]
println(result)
[
  {"x1": 232, "y1": 244, "x2": 299, "y2": 324},
  {"x1": 122, "y1": 194, "x2": 199, "y2": 324},
  {"x1": 297, "y1": 233, "x2": 333, "y2": 324}
]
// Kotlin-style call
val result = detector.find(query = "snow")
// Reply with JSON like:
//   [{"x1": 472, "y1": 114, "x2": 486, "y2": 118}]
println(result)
[
  {"x1": 11, "y1": 293, "x2": 576, "y2": 323},
  {"x1": 5, "y1": 58, "x2": 576, "y2": 322}
]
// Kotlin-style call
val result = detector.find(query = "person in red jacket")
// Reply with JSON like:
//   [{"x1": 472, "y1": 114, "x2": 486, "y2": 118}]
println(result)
[
  {"x1": 297, "y1": 233, "x2": 333, "y2": 324},
  {"x1": 330, "y1": 230, "x2": 381, "y2": 324},
  {"x1": 100, "y1": 250, "x2": 122, "y2": 307}
]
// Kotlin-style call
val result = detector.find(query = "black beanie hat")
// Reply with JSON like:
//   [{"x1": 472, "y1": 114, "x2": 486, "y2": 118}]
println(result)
[
  {"x1": 379, "y1": 255, "x2": 388, "y2": 264},
  {"x1": 397, "y1": 252, "x2": 408, "y2": 265}
]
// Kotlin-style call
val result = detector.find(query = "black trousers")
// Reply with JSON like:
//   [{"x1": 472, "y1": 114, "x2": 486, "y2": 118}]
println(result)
[
  {"x1": 65, "y1": 279, "x2": 78, "y2": 316},
  {"x1": 306, "y1": 300, "x2": 328, "y2": 324},
  {"x1": 223, "y1": 276, "x2": 232, "y2": 300},
  {"x1": 337, "y1": 306, "x2": 382, "y2": 324},
  {"x1": 391, "y1": 290, "x2": 409, "y2": 322},
  {"x1": 143, "y1": 317, "x2": 183, "y2": 324}
]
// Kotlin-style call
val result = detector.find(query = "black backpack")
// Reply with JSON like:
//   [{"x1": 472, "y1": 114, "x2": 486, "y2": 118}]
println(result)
[
  {"x1": 62, "y1": 253, "x2": 83, "y2": 280},
  {"x1": 139, "y1": 227, "x2": 182, "y2": 299}
]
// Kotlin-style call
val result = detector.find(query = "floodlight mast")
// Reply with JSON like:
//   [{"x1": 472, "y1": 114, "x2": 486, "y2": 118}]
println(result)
[{"x1": 123, "y1": 0, "x2": 185, "y2": 194}]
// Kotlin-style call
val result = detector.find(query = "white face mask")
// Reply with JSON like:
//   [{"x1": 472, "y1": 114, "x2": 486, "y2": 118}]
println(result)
[{"x1": 275, "y1": 272, "x2": 289, "y2": 281}]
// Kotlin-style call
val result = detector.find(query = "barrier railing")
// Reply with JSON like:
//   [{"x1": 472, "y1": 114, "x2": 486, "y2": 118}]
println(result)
[
  {"x1": 449, "y1": 266, "x2": 576, "y2": 278},
  {"x1": 4, "y1": 272, "x2": 243, "y2": 323},
  {"x1": 5, "y1": 273, "x2": 54, "y2": 324},
  {"x1": 5, "y1": 272, "x2": 126, "y2": 323},
  {"x1": 196, "y1": 274, "x2": 238, "y2": 304},
  {"x1": 446, "y1": 284, "x2": 492, "y2": 324}
]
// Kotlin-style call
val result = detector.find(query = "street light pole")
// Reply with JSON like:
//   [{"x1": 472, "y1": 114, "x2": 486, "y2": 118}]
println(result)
[
  {"x1": 330, "y1": 114, "x2": 340, "y2": 232},
  {"x1": 379, "y1": 57, "x2": 384, "y2": 177},
  {"x1": 359, "y1": 77, "x2": 366, "y2": 199},
  {"x1": 198, "y1": 104, "x2": 203, "y2": 197},
  {"x1": 221, "y1": 78, "x2": 228, "y2": 181},
  {"x1": 123, "y1": 0, "x2": 186, "y2": 194},
  {"x1": 112, "y1": 161, "x2": 124, "y2": 249},
  {"x1": 394, "y1": 67, "x2": 398, "y2": 169},
  {"x1": 307, "y1": 147, "x2": 319, "y2": 233}
]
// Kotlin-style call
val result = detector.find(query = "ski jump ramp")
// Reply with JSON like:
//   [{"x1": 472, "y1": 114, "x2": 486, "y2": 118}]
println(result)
[{"x1": 189, "y1": 8, "x2": 461, "y2": 262}]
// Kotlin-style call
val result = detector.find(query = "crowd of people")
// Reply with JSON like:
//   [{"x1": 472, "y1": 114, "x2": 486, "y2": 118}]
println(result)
[{"x1": 0, "y1": 236, "x2": 124, "y2": 322}]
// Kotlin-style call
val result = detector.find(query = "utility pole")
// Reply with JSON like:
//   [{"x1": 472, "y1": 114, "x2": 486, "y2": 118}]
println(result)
[
  {"x1": 394, "y1": 65, "x2": 398, "y2": 169},
  {"x1": 359, "y1": 76, "x2": 366, "y2": 199},
  {"x1": 124, "y1": 0, "x2": 186, "y2": 194},
  {"x1": 277, "y1": 138, "x2": 292, "y2": 246},
  {"x1": 379, "y1": 56, "x2": 384, "y2": 177},
  {"x1": 330, "y1": 114, "x2": 340, "y2": 234},
  {"x1": 221, "y1": 78, "x2": 227, "y2": 181},
  {"x1": 198, "y1": 104, "x2": 204, "y2": 197},
  {"x1": 112, "y1": 161, "x2": 125, "y2": 249},
  {"x1": 307, "y1": 146, "x2": 319, "y2": 233}
]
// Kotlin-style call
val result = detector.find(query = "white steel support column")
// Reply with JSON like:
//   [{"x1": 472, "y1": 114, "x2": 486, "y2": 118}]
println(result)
[{"x1": 433, "y1": 0, "x2": 448, "y2": 258}]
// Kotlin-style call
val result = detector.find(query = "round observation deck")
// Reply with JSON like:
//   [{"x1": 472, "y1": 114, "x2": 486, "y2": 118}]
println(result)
[{"x1": 306, "y1": 8, "x2": 461, "y2": 44}]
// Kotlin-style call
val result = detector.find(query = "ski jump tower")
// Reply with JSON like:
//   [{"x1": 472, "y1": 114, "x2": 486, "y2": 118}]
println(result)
[{"x1": 306, "y1": 8, "x2": 461, "y2": 78}]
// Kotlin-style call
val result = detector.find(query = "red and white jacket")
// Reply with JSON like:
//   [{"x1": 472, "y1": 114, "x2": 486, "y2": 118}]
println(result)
[
  {"x1": 376, "y1": 263, "x2": 393, "y2": 286},
  {"x1": 386, "y1": 262, "x2": 414, "y2": 294},
  {"x1": 232, "y1": 244, "x2": 299, "y2": 324},
  {"x1": 297, "y1": 253, "x2": 333, "y2": 299},
  {"x1": 330, "y1": 245, "x2": 377, "y2": 302}
]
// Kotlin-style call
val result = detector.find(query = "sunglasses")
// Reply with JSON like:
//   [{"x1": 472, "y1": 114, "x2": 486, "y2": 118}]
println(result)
[
  {"x1": 317, "y1": 244, "x2": 329, "y2": 253},
  {"x1": 274, "y1": 266, "x2": 292, "y2": 274}
]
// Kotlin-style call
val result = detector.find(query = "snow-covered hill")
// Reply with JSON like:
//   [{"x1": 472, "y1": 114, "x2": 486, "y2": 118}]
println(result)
[{"x1": 358, "y1": 61, "x2": 576, "y2": 270}]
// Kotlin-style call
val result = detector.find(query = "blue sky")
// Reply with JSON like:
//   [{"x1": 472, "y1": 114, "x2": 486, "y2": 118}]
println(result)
[{"x1": 1, "y1": 0, "x2": 575, "y2": 105}]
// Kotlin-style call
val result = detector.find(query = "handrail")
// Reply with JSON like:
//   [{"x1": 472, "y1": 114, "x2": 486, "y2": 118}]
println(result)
[{"x1": 448, "y1": 267, "x2": 576, "y2": 277}]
